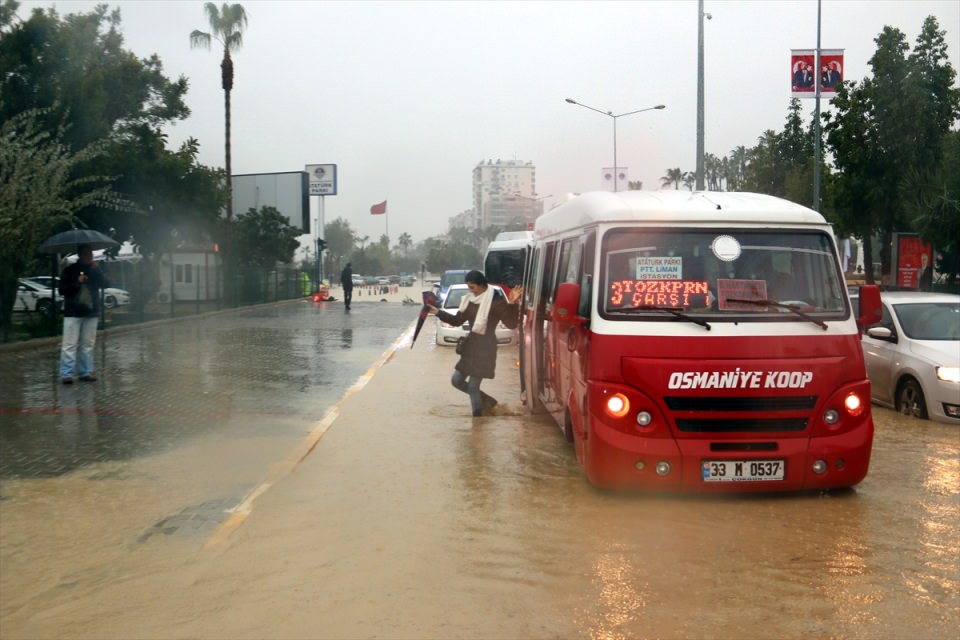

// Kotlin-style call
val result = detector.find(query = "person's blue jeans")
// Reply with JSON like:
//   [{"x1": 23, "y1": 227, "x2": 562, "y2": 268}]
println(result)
[
  {"x1": 60, "y1": 316, "x2": 99, "y2": 379},
  {"x1": 451, "y1": 370, "x2": 497, "y2": 416}
]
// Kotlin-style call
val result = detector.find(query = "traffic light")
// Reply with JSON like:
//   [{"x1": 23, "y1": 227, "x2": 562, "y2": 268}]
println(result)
[{"x1": 318, "y1": 239, "x2": 327, "y2": 252}]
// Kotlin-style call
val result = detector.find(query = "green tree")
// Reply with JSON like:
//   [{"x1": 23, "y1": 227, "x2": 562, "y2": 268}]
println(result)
[
  {"x1": 0, "y1": 2, "x2": 190, "y2": 152},
  {"x1": 660, "y1": 168, "x2": 683, "y2": 190},
  {"x1": 232, "y1": 206, "x2": 302, "y2": 269},
  {"x1": 324, "y1": 217, "x2": 356, "y2": 264},
  {"x1": 397, "y1": 232, "x2": 413, "y2": 256},
  {"x1": 190, "y1": 2, "x2": 248, "y2": 249},
  {"x1": 824, "y1": 17, "x2": 959, "y2": 282},
  {"x1": 0, "y1": 108, "x2": 121, "y2": 339}
]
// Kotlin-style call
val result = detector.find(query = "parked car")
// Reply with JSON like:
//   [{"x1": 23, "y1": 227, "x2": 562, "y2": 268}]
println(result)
[
  {"x1": 856, "y1": 291, "x2": 960, "y2": 424},
  {"x1": 435, "y1": 284, "x2": 517, "y2": 347},
  {"x1": 400, "y1": 275, "x2": 415, "y2": 287},
  {"x1": 351, "y1": 275, "x2": 365, "y2": 287},
  {"x1": 28, "y1": 276, "x2": 131, "y2": 309},
  {"x1": 13, "y1": 278, "x2": 60, "y2": 315}
]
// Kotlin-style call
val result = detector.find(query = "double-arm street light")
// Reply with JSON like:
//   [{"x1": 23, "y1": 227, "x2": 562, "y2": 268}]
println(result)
[{"x1": 565, "y1": 98, "x2": 665, "y2": 192}]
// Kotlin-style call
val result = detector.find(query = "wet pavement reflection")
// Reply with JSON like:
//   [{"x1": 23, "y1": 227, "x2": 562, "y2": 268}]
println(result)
[{"x1": 0, "y1": 300, "x2": 412, "y2": 478}]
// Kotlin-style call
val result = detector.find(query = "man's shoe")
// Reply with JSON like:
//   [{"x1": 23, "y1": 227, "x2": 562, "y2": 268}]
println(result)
[
  {"x1": 62, "y1": 377, "x2": 73, "y2": 385},
  {"x1": 79, "y1": 374, "x2": 97, "y2": 382}
]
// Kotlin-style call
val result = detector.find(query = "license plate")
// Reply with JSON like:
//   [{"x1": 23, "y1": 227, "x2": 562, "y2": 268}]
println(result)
[{"x1": 702, "y1": 459, "x2": 785, "y2": 482}]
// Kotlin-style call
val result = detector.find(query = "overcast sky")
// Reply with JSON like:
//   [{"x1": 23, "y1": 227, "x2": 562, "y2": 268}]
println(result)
[{"x1": 16, "y1": 0, "x2": 960, "y2": 250}]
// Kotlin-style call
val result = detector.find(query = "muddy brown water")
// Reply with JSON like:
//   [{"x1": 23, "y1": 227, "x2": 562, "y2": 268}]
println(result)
[{"x1": 1, "y1": 326, "x2": 958, "y2": 639}]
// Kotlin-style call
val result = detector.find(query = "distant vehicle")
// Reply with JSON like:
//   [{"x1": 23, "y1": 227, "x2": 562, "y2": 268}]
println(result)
[
  {"x1": 388, "y1": 275, "x2": 401, "y2": 285},
  {"x1": 377, "y1": 276, "x2": 390, "y2": 285},
  {"x1": 438, "y1": 269, "x2": 470, "y2": 301},
  {"x1": 856, "y1": 291, "x2": 960, "y2": 424},
  {"x1": 483, "y1": 231, "x2": 533, "y2": 297},
  {"x1": 400, "y1": 275, "x2": 415, "y2": 287},
  {"x1": 435, "y1": 284, "x2": 517, "y2": 347},
  {"x1": 352, "y1": 275, "x2": 365, "y2": 287},
  {"x1": 28, "y1": 276, "x2": 131, "y2": 309},
  {"x1": 13, "y1": 278, "x2": 60, "y2": 315}
]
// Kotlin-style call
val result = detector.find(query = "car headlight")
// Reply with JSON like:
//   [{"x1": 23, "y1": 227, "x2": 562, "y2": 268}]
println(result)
[{"x1": 936, "y1": 366, "x2": 960, "y2": 384}]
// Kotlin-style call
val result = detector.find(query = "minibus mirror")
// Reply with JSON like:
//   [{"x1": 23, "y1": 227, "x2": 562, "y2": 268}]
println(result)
[
  {"x1": 857, "y1": 284, "x2": 882, "y2": 330},
  {"x1": 553, "y1": 282, "x2": 584, "y2": 327}
]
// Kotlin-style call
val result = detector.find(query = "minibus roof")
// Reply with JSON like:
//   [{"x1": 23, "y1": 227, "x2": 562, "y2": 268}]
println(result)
[{"x1": 533, "y1": 191, "x2": 828, "y2": 238}]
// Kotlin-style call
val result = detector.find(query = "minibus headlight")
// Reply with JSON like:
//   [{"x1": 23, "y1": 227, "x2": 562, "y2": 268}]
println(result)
[
  {"x1": 823, "y1": 409, "x2": 839, "y2": 425},
  {"x1": 605, "y1": 393, "x2": 630, "y2": 418},
  {"x1": 636, "y1": 411, "x2": 652, "y2": 426},
  {"x1": 812, "y1": 459, "x2": 828, "y2": 474}
]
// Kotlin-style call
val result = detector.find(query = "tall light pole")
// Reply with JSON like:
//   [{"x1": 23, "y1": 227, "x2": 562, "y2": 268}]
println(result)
[
  {"x1": 565, "y1": 99, "x2": 666, "y2": 192},
  {"x1": 696, "y1": 0, "x2": 712, "y2": 191}
]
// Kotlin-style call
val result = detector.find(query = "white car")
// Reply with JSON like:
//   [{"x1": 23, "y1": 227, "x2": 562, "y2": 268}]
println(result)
[
  {"x1": 27, "y1": 276, "x2": 131, "y2": 309},
  {"x1": 13, "y1": 278, "x2": 60, "y2": 315},
  {"x1": 859, "y1": 291, "x2": 960, "y2": 424},
  {"x1": 435, "y1": 284, "x2": 517, "y2": 347}
]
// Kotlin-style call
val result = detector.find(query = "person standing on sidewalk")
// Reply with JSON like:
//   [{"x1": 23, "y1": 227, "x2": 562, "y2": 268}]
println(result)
[
  {"x1": 340, "y1": 262, "x2": 353, "y2": 311},
  {"x1": 429, "y1": 270, "x2": 521, "y2": 417},
  {"x1": 58, "y1": 244, "x2": 109, "y2": 384}
]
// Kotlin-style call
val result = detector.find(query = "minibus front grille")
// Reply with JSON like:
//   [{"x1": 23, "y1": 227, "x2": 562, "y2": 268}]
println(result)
[
  {"x1": 675, "y1": 418, "x2": 809, "y2": 433},
  {"x1": 664, "y1": 396, "x2": 817, "y2": 411}
]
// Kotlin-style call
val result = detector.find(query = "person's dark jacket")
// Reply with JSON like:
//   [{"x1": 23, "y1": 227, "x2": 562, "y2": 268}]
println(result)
[
  {"x1": 436, "y1": 289, "x2": 519, "y2": 379},
  {"x1": 340, "y1": 266, "x2": 353, "y2": 290},
  {"x1": 59, "y1": 261, "x2": 109, "y2": 318}
]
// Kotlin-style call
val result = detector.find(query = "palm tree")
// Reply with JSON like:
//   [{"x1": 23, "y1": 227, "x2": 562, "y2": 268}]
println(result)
[
  {"x1": 661, "y1": 168, "x2": 684, "y2": 190},
  {"x1": 190, "y1": 3, "x2": 248, "y2": 249},
  {"x1": 398, "y1": 232, "x2": 412, "y2": 257}
]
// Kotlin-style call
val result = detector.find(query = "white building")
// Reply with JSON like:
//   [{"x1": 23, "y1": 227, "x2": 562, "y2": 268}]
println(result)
[{"x1": 472, "y1": 159, "x2": 541, "y2": 230}]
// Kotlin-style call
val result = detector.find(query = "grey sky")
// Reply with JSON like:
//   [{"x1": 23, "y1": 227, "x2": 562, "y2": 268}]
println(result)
[{"x1": 16, "y1": 0, "x2": 960, "y2": 251}]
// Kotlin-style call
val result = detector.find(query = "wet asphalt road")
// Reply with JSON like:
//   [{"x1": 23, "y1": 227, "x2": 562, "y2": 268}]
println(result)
[{"x1": 0, "y1": 299, "x2": 415, "y2": 480}]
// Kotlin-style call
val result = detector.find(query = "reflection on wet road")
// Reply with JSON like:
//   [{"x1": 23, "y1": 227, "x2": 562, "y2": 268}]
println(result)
[{"x1": 0, "y1": 301, "x2": 413, "y2": 478}]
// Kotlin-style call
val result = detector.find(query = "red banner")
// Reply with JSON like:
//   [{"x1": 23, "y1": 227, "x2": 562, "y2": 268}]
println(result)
[{"x1": 370, "y1": 200, "x2": 387, "y2": 215}]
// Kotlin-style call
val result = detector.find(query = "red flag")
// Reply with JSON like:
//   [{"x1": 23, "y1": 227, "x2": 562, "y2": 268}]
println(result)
[{"x1": 370, "y1": 200, "x2": 387, "y2": 215}]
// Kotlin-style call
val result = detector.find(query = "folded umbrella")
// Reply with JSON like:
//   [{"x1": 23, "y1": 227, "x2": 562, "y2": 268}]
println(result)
[{"x1": 411, "y1": 290, "x2": 438, "y2": 348}]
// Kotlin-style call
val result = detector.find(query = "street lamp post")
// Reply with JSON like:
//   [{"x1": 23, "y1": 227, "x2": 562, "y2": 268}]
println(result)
[
  {"x1": 696, "y1": 0, "x2": 712, "y2": 191},
  {"x1": 565, "y1": 99, "x2": 665, "y2": 192}
]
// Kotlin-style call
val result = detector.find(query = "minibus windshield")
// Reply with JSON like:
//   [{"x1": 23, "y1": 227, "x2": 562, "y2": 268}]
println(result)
[{"x1": 600, "y1": 228, "x2": 847, "y2": 320}]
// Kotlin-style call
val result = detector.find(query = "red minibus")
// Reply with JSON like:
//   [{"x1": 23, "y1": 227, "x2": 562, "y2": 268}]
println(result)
[{"x1": 520, "y1": 191, "x2": 881, "y2": 492}]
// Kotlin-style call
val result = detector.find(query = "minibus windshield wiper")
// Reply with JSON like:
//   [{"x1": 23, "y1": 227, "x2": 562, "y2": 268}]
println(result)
[
  {"x1": 726, "y1": 298, "x2": 828, "y2": 330},
  {"x1": 610, "y1": 305, "x2": 711, "y2": 330}
]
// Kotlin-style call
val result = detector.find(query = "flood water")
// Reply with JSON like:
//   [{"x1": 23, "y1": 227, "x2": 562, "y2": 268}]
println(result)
[{"x1": 1, "y1": 303, "x2": 958, "y2": 639}]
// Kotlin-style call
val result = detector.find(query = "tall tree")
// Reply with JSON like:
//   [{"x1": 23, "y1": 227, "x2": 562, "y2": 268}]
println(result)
[
  {"x1": 397, "y1": 232, "x2": 413, "y2": 257},
  {"x1": 190, "y1": 2, "x2": 248, "y2": 256},
  {"x1": 232, "y1": 206, "x2": 302, "y2": 269},
  {"x1": 660, "y1": 168, "x2": 683, "y2": 190},
  {"x1": 0, "y1": 108, "x2": 121, "y2": 339},
  {"x1": 824, "y1": 17, "x2": 959, "y2": 282}
]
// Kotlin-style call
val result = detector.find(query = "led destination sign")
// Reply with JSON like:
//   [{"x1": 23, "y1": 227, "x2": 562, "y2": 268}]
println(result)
[{"x1": 609, "y1": 279, "x2": 710, "y2": 308}]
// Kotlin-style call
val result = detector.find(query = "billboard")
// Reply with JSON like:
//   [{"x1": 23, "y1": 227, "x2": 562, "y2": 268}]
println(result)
[
  {"x1": 791, "y1": 49, "x2": 844, "y2": 98},
  {"x1": 893, "y1": 233, "x2": 934, "y2": 289},
  {"x1": 306, "y1": 164, "x2": 337, "y2": 196},
  {"x1": 232, "y1": 171, "x2": 310, "y2": 233}
]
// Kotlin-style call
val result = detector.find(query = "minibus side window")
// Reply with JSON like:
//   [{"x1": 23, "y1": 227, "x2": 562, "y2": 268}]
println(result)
[{"x1": 579, "y1": 231, "x2": 596, "y2": 319}]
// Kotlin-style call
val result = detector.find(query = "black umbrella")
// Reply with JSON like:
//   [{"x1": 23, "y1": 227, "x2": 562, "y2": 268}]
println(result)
[
  {"x1": 38, "y1": 229, "x2": 119, "y2": 254},
  {"x1": 411, "y1": 290, "x2": 438, "y2": 348}
]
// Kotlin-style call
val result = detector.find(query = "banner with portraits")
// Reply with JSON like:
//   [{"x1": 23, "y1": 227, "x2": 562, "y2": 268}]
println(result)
[{"x1": 791, "y1": 49, "x2": 844, "y2": 98}]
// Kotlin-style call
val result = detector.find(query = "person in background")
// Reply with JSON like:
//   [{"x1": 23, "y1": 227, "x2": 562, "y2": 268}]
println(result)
[
  {"x1": 429, "y1": 270, "x2": 521, "y2": 417},
  {"x1": 58, "y1": 244, "x2": 110, "y2": 384},
  {"x1": 340, "y1": 262, "x2": 353, "y2": 311}
]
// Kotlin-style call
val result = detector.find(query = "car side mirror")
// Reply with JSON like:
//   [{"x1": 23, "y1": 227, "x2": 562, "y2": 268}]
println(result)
[{"x1": 865, "y1": 326, "x2": 895, "y2": 342}]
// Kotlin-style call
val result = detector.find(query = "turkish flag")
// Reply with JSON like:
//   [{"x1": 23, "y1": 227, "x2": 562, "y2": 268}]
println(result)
[{"x1": 370, "y1": 200, "x2": 387, "y2": 215}]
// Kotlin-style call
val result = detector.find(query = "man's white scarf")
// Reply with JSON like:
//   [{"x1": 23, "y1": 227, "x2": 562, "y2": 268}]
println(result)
[{"x1": 459, "y1": 286, "x2": 494, "y2": 335}]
